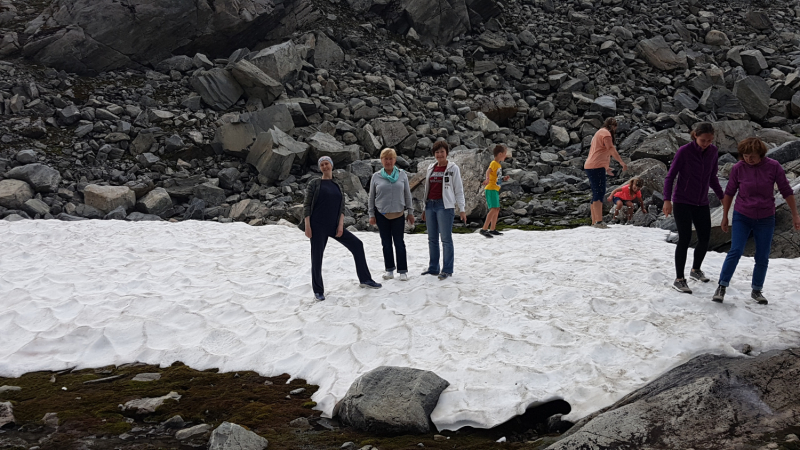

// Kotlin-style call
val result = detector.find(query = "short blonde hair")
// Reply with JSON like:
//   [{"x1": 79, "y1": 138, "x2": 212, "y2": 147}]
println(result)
[{"x1": 380, "y1": 148, "x2": 397, "y2": 159}]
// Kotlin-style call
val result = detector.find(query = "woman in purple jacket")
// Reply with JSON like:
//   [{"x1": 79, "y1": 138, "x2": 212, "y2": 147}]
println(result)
[
  {"x1": 663, "y1": 122, "x2": 725, "y2": 294},
  {"x1": 712, "y1": 138, "x2": 800, "y2": 304}
]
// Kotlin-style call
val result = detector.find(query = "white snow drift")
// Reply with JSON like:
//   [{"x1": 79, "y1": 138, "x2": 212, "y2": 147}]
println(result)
[{"x1": 1, "y1": 220, "x2": 800, "y2": 430}]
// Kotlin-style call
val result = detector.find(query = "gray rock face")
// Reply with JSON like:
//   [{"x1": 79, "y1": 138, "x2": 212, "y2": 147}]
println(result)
[
  {"x1": 336, "y1": 366, "x2": 450, "y2": 435},
  {"x1": 307, "y1": 131, "x2": 358, "y2": 166},
  {"x1": 636, "y1": 35, "x2": 687, "y2": 71},
  {"x1": 630, "y1": 129, "x2": 679, "y2": 164},
  {"x1": 208, "y1": 422, "x2": 268, "y2": 450},
  {"x1": 83, "y1": 185, "x2": 136, "y2": 214},
  {"x1": 231, "y1": 59, "x2": 284, "y2": 107},
  {"x1": 190, "y1": 68, "x2": 244, "y2": 111},
  {"x1": 312, "y1": 32, "x2": 344, "y2": 68},
  {"x1": 136, "y1": 187, "x2": 172, "y2": 216},
  {"x1": 5, "y1": 163, "x2": 61, "y2": 193},
  {"x1": 0, "y1": 179, "x2": 34, "y2": 209},
  {"x1": 22, "y1": 0, "x2": 315, "y2": 75},
  {"x1": 249, "y1": 41, "x2": 303, "y2": 84},
  {"x1": 547, "y1": 348, "x2": 800, "y2": 450},
  {"x1": 733, "y1": 76, "x2": 770, "y2": 121}
]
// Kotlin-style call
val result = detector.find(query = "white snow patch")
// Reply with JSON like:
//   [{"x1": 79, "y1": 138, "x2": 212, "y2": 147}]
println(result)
[{"x1": 1, "y1": 221, "x2": 800, "y2": 430}]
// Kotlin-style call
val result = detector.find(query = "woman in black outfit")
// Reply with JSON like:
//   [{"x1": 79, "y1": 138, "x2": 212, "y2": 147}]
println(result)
[{"x1": 304, "y1": 156, "x2": 381, "y2": 301}]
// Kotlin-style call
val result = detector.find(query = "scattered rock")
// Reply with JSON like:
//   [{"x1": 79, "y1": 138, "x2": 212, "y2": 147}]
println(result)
[
  {"x1": 208, "y1": 422, "x2": 269, "y2": 450},
  {"x1": 122, "y1": 391, "x2": 181, "y2": 414},
  {"x1": 83, "y1": 185, "x2": 136, "y2": 214}
]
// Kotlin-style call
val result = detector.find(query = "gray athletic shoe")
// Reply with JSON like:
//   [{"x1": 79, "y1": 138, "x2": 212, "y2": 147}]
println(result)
[
  {"x1": 690, "y1": 269, "x2": 710, "y2": 283},
  {"x1": 712, "y1": 285, "x2": 725, "y2": 303},
  {"x1": 672, "y1": 278, "x2": 692, "y2": 294},
  {"x1": 751, "y1": 290, "x2": 768, "y2": 305},
  {"x1": 592, "y1": 222, "x2": 609, "y2": 229}
]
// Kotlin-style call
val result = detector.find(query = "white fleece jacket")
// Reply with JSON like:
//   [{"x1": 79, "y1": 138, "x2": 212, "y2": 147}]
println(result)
[{"x1": 422, "y1": 161, "x2": 466, "y2": 212}]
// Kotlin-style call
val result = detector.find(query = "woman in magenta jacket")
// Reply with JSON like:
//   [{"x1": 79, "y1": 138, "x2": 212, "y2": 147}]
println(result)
[
  {"x1": 711, "y1": 138, "x2": 800, "y2": 305},
  {"x1": 663, "y1": 122, "x2": 724, "y2": 294}
]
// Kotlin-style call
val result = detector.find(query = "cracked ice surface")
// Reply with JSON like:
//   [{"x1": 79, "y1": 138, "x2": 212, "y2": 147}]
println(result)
[{"x1": 2, "y1": 220, "x2": 800, "y2": 430}]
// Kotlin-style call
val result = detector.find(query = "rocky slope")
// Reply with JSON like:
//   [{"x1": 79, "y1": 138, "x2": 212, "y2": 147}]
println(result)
[{"x1": 0, "y1": 0, "x2": 799, "y2": 256}]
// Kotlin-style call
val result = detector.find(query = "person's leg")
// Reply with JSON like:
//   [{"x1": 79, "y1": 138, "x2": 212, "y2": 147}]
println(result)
[
  {"x1": 586, "y1": 169, "x2": 602, "y2": 223},
  {"x1": 718, "y1": 211, "x2": 752, "y2": 287},
  {"x1": 375, "y1": 213, "x2": 395, "y2": 272},
  {"x1": 750, "y1": 215, "x2": 775, "y2": 291},
  {"x1": 391, "y1": 216, "x2": 408, "y2": 273},
  {"x1": 334, "y1": 229, "x2": 373, "y2": 283},
  {"x1": 439, "y1": 207, "x2": 456, "y2": 274},
  {"x1": 310, "y1": 232, "x2": 329, "y2": 294},
  {"x1": 490, "y1": 208, "x2": 500, "y2": 230},
  {"x1": 612, "y1": 200, "x2": 622, "y2": 220},
  {"x1": 625, "y1": 201, "x2": 634, "y2": 221},
  {"x1": 426, "y1": 201, "x2": 441, "y2": 273},
  {"x1": 690, "y1": 205, "x2": 712, "y2": 272},
  {"x1": 672, "y1": 203, "x2": 693, "y2": 280}
]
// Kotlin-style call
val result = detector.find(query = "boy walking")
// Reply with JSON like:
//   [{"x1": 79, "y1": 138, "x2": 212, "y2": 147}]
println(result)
[{"x1": 481, "y1": 145, "x2": 510, "y2": 238}]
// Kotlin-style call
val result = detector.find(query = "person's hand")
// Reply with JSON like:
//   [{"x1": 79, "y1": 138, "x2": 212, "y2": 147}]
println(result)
[
  {"x1": 622, "y1": 163, "x2": 628, "y2": 172},
  {"x1": 663, "y1": 200, "x2": 672, "y2": 217},
  {"x1": 305, "y1": 224, "x2": 312, "y2": 239},
  {"x1": 421, "y1": 211, "x2": 426, "y2": 222},
  {"x1": 607, "y1": 195, "x2": 613, "y2": 202},
  {"x1": 369, "y1": 217, "x2": 376, "y2": 226},
  {"x1": 605, "y1": 167, "x2": 614, "y2": 176},
  {"x1": 336, "y1": 223, "x2": 343, "y2": 238},
  {"x1": 503, "y1": 175, "x2": 510, "y2": 181},
  {"x1": 721, "y1": 216, "x2": 729, "y2": 233},
  {"x1": 793, "y1": 214, "x2": 800, "y2": 231},
  {"x1": 482, "y1": 179, "x2": 488, "y2": 186},
  {"x1": 407, "y1": 214, "x2": 415, "y2": 225},
  {"x1": 460, "y1": 212, "x2": 467, "y2": 224}
]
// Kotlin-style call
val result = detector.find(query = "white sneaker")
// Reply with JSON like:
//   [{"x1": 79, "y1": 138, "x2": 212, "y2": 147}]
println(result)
[
  {"x1": 382, "y1": 271, "x2": 394, "y2": 280},
  {"x1": 399, "y1": 273, "x2": 408, "y2": 281}
]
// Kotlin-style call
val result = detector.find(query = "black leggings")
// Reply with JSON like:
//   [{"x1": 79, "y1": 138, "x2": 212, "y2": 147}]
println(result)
[
  {"x1": 310, "y1": 228, "x2": 372, "y2": 294},
  {"x1": 375, "y1": 211, "x2": 407, "y2": 273},
  {"x1": 673, "y1": 203, "x2": 711, "y2": 279}
]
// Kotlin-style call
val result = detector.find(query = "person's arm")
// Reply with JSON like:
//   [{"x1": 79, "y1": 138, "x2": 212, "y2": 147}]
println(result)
[
  {"x1": 403, "y1": 173, "x2": 415, "y2": 225},
  {"x1": 482, "y1": 166, "x2": 492, "y2": 186},
  {"x1": 336, "y1": 213, "x2": 344, "y2": 237},
  {"x1": 368, "y1": 175, "x2": 377, "y2": 219},
  {"x1": 720, "y1": 165, "x2": 740, "y2": 233},
  {"x1": 662, "y1": 148, "x2": 685, "y2": 217},
  {"x1": 775, "y1": 164, "x2": 800, "y2": 230},
  {"x1": 720, "y1": 194, "x2": 733, "y2": 233},
  {"x1": 786, "y1": 195, "x2": 800, "y2": 231},
  {"x1": 453, "y1": 165, "x2": 467, "y2": 223},
  {"x1": 303, "y1": 180, "x2": 316, "y2": 219},
  {"x1": 607, "y1": 186, "x2": 622, "y2": 201},
  {"x1": 709, "y1": 159, "x2": 724, "y2": 201},
  {"x1": 606, "y1": 135, "x2": 627, "y2": 172}
]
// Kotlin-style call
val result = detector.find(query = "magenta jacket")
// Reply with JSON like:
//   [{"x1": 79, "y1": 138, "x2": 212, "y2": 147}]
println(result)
[
  {"x1": 663, "y1": 141, "x2": 724, "y2": 206},
  {"x1": 725, "y1": 158, "x2": 795, "y2": 219}
]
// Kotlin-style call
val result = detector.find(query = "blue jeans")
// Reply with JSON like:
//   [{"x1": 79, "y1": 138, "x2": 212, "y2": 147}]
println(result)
[
  {"x1": 425, "y1": 199, "x2": 455, "y2": 274},
  {"x1": 718, "y1": 211, "x2": 775, "y2": 291}
]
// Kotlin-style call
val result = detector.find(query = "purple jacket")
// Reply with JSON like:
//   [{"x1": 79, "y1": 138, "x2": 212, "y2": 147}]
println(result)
[
  {"x1": 663, "y1": 141, "x2": 724, "y2": 206},
  {"x1": 725, "y1": 158, "x2": 795, "y2": 219}
]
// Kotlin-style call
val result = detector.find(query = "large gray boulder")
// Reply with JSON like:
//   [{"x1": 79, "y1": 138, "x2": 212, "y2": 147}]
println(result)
[
  {"x1": 547, "y1": 348, "x2": 800, "y2": 450},
  {"x1": 231, "y1": 59, "x2": 283, "y2": 107},
  {"x1": 0, "y1": 179, "x2": 34, "y2": 209},
  {"x1": 190, "y1": 68, "x2": 244, "y2": 111},
  {"x1": 208, "y1": 422, "x2": 268, "y2": 450},
  {"x1": 212, "y1": 122, "x2": 257, "y2": 156},
  {"x1": 21, "y1": 0, "x2": 316, "y2": 75},
  {"x1": 699, "y1": 86, "x2": 748, "y2": 120},
  {"x1": 249, "y1": 40, "x2": 303, "y2": 84},
  {"x1": 766, "y1": 140, "x2": 800, "y2": 164},
  {"x1": 136, "y1": 187, "x2": 172, "y2": 216},
  {"x1": 712, "y1": 120, "x2": 757, "y2": 155},
  {"x1": 733, "y1": 76, "x2": 770, "y2": 121},
  {"x1": 410, "y1": 147, "x2": 493, "y2": 218},
  {"x1": 625, "y1": 158, "x2": 667, "y2": 195},
  {"x1": 307, "y1": 132, "x2": 358, "y2": 166},
  {"x1": 83, "y1": 185, "x2": 136, "y2": 214},
  {"x1": 312, "y1": 32, "x2": 344, "y2": 68},
  {"x1": 372, "y1": 120, "x2": 409, "y2": 148},
  {"x1": 5, "y1": 163, "x2": 61, "y2": 193},
  {"x1": 192, "y1": 183, "x2": 226, "y2": 207},
  {"x1": 740, "y1": 49, "x2": 768, "y2": 75},
  {"x1": 630, "y1": 129, "x2": 680, "y2": 164},
  {"x1": 636, "y1": 35, "x2": 688, "y2": 71},
  {"x1": 243, "y1": 104, "x2": 295, "y2": 133},
  {"x1": 247, "y1": 129, "x2": 309, "y2": 185},
  {"x1": 336, "y1": 366, "x2": 449, "y2": 435},
  {"x1": 229, "y1": 199, "x2": 269, "y2": 221}
]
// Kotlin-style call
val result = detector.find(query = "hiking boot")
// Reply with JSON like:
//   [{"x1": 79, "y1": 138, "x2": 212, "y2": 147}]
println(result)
[
  {"x1": 489, "y1": 230, "x2": 503, "y2": 236},
  {"x1": 314, "y1": 293, "x2": 326, "y2": 301},
  {"x1": 480, "y1": 229, "x2": 494, "y2": 238},
  {"x1": 359, "y1": 280, "x2": 382, "y2": 289},
  {"x1": 690, "y1": 269, "x2": 710, "y2": 283},
  {"x1": 592, "y1": 222, "x2": 608, "y2": 229},
  {"x1": 672, "y1": 278, "x2": 692, "y2": 294},
  {"x1": 751, "y1": 290, "x2": 768, "y2": 305},
  {"x1": 712, "y1": 285, "x2": 726, "y2": 303},
  {"x1": 438, "y1": 272, "x2": 452, "y2": 280},
  {"x1": 382, "y1": 271, "x2": 394, "y2": 280}
]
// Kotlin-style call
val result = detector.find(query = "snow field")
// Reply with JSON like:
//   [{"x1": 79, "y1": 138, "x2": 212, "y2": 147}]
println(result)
[{"x1": 1, "y1": 220, "x2": 800, "y2": 430}]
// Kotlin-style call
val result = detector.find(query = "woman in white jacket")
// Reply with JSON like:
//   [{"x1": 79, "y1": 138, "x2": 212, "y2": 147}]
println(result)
[{"x1": 421, "y1": 140, "x2": 467, "y2": 280}]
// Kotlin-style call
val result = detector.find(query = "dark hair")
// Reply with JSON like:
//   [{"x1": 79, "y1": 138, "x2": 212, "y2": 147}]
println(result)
[
  {"x1": 628, "y1": 177, "x2": 643, "y2": 191},
  {"x1": 603, "y1": 117, "x2": 618, "y2": 141},
  {"x1": 737, "y1": 137, "x2": 767, "y2": 159},
  {"x1": 492, "y1": 144, "x2": 507, "y2": 157},
  {"x1": 431, "y1": 140, "x2": 449, "y2": 156},
  {"x1": 691, "y1": 122, "x2": 715, "y2": 141}
]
